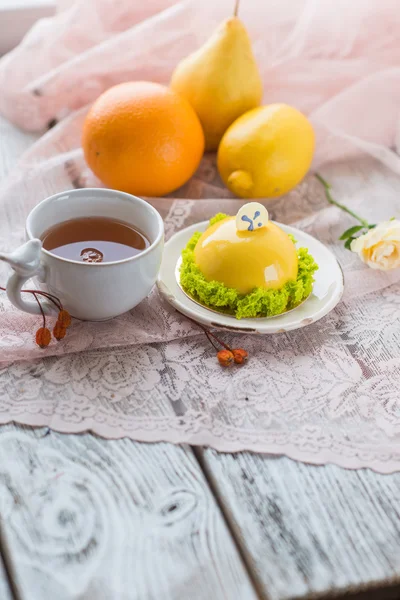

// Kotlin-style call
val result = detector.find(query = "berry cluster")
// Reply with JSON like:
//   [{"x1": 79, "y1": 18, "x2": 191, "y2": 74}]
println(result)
[
  {"x1": 182, "y1": 313, "x2": 249, "y2": 367},
  {"x1": 1, "y1": 286, "x2": 71, "y2": 348}
]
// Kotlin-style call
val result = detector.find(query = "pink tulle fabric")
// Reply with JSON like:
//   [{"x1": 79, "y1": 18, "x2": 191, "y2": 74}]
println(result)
[
  {"x1": 1, "y1": 0, "x2": 400, "y2": 171},
  {"x1": 1, "y1": 0, "x2": 400, "y2": 471}
]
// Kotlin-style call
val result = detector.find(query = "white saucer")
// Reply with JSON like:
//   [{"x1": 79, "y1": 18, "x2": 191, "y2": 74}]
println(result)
[{"x1": 157, "y1": 221, "x2": 344, "y2": 334}]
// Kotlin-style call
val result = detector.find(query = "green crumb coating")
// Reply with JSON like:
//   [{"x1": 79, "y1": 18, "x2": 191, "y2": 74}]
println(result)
[
  {"x1": 180, "y1": 214, "x2": 319, "y2": 319},
  {"x1": 209, "y1": 213, "x2": 229, "y2": 226}
]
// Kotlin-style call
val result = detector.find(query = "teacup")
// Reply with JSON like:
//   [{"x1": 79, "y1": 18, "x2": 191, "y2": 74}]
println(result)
[{"x1": 0, "y1": 188, "x2": 164, "y2": 320}]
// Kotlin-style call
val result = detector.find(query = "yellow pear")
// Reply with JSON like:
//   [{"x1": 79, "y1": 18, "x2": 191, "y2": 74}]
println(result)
[{"x1": 170, "y1": 11, "x2": 262, "y2": 151}]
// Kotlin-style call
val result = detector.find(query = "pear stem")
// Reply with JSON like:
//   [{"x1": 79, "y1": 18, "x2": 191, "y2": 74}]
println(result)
[{"x1": 233, "y1": 0, "x2": 240, "y2": 17}]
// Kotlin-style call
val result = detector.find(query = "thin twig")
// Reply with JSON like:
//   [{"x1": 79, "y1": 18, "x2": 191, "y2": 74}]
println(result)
[
  {"x1": 40, "y1": 294, "x2": 62, "y2": 311},
  {"x1": 177, "y1": 310, "x2": 232, "y2": 351},
  {"x1": 0, "y1": 286, "x2": 62, "y2": 310},
  {"x1": 32, "y1": 292, "x2": 45, "y2": 329},
  {"x1": 24, "y1": 289, "x2": 62, "y2": 310},
  {"x1": 208, "y1": 330, "x2": 232, "y2": 351},
  {"x1": 205, "y1": 330, "x2": 220, "y2": 352},
  {"x1": 233, "y1": 0, "x2": 240, "y2": 17}
]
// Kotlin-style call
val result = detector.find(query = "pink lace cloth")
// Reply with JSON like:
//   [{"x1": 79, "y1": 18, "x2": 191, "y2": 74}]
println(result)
[{"x1": 0, "y1": 0, "x2": 400, "y2": 472}]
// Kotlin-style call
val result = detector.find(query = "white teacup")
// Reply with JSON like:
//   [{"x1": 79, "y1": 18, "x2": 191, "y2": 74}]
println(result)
[{"x1": 0, "y1": 188, "x2": 164, "y2": 320}]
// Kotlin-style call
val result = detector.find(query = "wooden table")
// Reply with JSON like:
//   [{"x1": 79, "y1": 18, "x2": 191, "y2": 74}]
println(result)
[{"x1": 1, "y1": 115, "x2": 400, "y2": 600}]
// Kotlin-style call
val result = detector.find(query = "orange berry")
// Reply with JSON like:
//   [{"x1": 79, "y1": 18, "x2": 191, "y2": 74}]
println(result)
[
  {"x1": 58, "y1": 310, "x2": 71, "y2": 328},
  {"x1": 217, "y1": 349, "x2": 234, "y2": 367},
  {"x1": 53, "y1": 322, "x2": 67, "y2": 341},
  {"x1": 35, "y1": 327, "x2": 51, "y2": 348},
  {"x1": 232, "y1": 348, "x2": 248, "y2": 364}
]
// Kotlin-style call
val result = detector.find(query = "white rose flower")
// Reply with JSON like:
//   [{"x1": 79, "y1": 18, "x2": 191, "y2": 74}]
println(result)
[{"x1": 350, "y1": 220, "x2": 400, "y2": 270}]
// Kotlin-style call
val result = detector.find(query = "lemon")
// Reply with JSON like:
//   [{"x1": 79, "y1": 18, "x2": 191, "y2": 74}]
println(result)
[{"x1": 217, "y1": 104, "x2": 315, "y2": 199}]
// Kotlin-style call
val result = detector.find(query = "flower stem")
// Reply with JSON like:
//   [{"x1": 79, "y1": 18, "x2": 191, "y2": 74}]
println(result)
[{"x1": 315, "y1": 173, "x2": 369, "y2": 227}]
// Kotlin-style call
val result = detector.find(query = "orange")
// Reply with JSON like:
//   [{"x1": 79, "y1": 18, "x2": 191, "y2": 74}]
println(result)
[{"x1": 82, "y1": 81, "x2": 205, "y2": 197}]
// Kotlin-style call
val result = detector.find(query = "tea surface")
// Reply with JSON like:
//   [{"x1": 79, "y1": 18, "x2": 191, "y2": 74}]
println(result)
[{"x1": 41, "y1": 217, "x2": 150, "y2": 263}]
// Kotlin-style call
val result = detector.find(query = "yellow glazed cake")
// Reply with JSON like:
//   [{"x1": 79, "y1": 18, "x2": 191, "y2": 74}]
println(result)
[{"x1": 180, "y1": 202, "x2": 318, "y2": 319}]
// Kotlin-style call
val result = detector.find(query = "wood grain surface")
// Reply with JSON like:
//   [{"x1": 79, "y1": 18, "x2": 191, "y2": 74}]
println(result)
[
  {"x1": 200, "y1": 449, "x2": 400, "y2": 600},
  {"x1": 0, "y1": 424, "x2": 257, "y2": 600},
  {"x1": 0, "y1": 117, "x2": 258, "y2": 598},
  {"x1": 2, "y1": 112, "x2": 400, "y2": 600},
  {"x1": 0, "y1": 553, "x2": 12, "y2": 600}
]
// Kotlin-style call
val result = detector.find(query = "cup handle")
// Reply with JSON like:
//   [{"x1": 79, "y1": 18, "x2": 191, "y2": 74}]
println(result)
[{"x1": 0, "y1": 239, "x2": 53, "y2": 315}]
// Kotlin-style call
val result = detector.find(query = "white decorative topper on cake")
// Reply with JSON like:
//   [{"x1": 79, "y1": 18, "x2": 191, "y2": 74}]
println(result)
[{"x1": 236, "y1": 202, "x2": 269, "y2": 232}]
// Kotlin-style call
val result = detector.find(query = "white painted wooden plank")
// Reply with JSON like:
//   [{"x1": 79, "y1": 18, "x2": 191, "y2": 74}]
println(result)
[
  {"x1": 0, "y1": 114, "x2": 258, "y2": 600},
  {"x1": 197, "y1": 159, "x2": 400, "y2": 599},
  {"x1": 0, "y1": 425, "x2": 258, "y2": 600},
  {"x1": 201, "y1": 450, "x2": 400, "y2": 600},
  {"x1": 0, "y1": 554, "x2": 13, "y2": 599},
  {"x1": 2, "y1": 90, "x2": 400, "y2": 600}
]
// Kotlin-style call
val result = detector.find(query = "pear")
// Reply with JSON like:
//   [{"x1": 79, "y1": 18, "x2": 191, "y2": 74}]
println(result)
[{"x1": 170, "y1": 6, "x2": 262, "y2": 151}]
